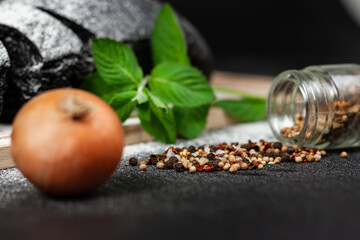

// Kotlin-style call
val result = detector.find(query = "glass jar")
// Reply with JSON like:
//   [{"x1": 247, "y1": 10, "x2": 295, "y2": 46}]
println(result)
[{"x1": 267, "y1": 64, "x2": 360, "y2": 149}]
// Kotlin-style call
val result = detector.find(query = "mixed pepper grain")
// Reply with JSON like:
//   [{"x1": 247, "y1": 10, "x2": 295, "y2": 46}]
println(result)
[
  {"x1": 281, "y1": 100, "x2": 360, "y2": 144},
  {"x1": 129, "y1": 140, "x2": 329, "y2": 173}
]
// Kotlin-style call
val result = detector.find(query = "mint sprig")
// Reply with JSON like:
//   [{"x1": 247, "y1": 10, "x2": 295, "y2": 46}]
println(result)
[
  {"x1": 150, "y1": 3, "x2": 213, "y2": 138},
  {"x1": 82, "y1": 3, "x2": 266, "y2": 143}
]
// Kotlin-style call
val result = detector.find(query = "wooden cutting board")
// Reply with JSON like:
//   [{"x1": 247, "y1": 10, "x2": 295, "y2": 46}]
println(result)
[{"x1": 0, "y1": 71, "x2": 273, "y2": 170}]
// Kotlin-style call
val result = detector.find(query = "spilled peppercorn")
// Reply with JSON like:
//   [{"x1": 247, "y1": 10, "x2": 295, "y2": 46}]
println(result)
[
  {"x1": 128, "y1": 140, "x2": 326, "y2": 173},
  {"x1": 129, "y1": 157, "x2": 138, "y2": 166}
]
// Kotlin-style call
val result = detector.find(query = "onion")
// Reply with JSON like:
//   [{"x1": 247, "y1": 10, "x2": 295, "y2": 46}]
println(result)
[{"x1": 11, "y1": 89, "x2": 124, "y2": 196}]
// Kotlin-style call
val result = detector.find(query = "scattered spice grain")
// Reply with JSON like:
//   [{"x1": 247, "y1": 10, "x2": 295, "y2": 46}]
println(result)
[
  {"x1": 157, "y1": 161, "x2": 165, "y2": 169},
  {"x1": 140, "y1": 164, "x2": 147, "y2": 171},
  {"x1": 189, "y1": 166, "x2": 197, "y2": 173},
  {"x1": 129, "y1": 157, "x2": 138, "y2": 166},
  {"x1": 314, "y1": 155, "x2": 321, "y2": 162}
]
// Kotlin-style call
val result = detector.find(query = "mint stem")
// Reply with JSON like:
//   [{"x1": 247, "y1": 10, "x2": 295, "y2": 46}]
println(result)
[
  {"x1": 138, "y1": 76, "x2": 149, "y2": 92},
  {"x1": 212, "y1": 86, "x2": 266, "y2": 101}
]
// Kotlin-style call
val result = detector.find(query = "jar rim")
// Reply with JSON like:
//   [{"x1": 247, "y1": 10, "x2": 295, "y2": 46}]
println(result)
[{"x1": 267, "y1": 70, "x2": 312, "y2": 146}]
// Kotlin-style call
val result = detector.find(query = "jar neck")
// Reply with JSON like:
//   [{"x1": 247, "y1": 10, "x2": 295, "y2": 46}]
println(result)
[{"x1": 267, "y1": 69, "x2": 333, "y2": 148}]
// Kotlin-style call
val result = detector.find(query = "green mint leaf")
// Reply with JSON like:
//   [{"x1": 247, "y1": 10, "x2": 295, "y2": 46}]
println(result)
[
  {"x1": 136, "y1": 88, "x2": 166, "y2": 122},
  {"x1": 136, "y1": 102, "x2": 150, "y2": 121},
  {"x1": 143, "y1": 88, "x2": 168, "y2": 114},
  {"x1": 80, "y1": 73, "x2": 119, "y2": 102},
  {"x1": 173, "y1": 104, "x2": 210, "y2": 139},
  {"x1": 212, "y1": 86, "x2": 266, "y2": 101},
  {"x1": 214, "y1": 99, "x2": 266, "y2": 121},
  {"x1": 109, "y1": 91, "x2": 137, "y2": 122},
  {"x1": 151, "y1": 3, "x2": 190, "y2": 66},
  {"x1": 149, "y1": 62, "x2": 215, "y2": 107},
  {"x1": 138, "y1": 94, "x2": 176, "y2": 143},
  {"x1": 134, "y1": 88, "x2": 150, "y2": 121},
  {"x1": 92, "y1": 38, "x2": 143, "y2": 90}
]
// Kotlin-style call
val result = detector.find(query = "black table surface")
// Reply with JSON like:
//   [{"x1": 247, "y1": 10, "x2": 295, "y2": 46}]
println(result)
[{"x1": 0, "y1": 123, "x2": 359, "y2": 240}]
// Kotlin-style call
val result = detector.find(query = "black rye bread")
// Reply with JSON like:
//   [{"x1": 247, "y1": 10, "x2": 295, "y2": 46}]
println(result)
[{"x1": 0, "y1": 40, "x2": 10, "y2": 115}]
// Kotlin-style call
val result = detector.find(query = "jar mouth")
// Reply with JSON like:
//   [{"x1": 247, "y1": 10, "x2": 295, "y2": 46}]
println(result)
[{"x1": 267, "y1": 70, "x2": 310, "y2": 146}]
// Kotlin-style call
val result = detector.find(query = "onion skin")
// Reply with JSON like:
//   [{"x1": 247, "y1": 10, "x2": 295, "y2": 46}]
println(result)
[{"x1": 11, "y1": 89, "x2": 124, "y2": 196}]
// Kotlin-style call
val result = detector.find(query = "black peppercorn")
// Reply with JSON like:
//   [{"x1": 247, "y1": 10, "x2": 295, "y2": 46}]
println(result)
[
  {"x1": 273, "y1": 142, "x2": 283, "y2": 149},
  {"x1": 198, "y1": 145, "x2": 205, "y2": 150},
  {"x1": 188, "y1": 145, "x2": 196, "y2": 153},
  {"x1": 165, "y1": 160, "x2": 174, "y2": 169},
  {"x1": 175, "y1": 162, "x2": 185, "y2": 172},
  {"x1": 164, "y1": 156, "x2": 177, "y2": 169},
  {"x1": 241, "y1": 144, "x2": 251, "y2": 151},
  {"x1": 279, "y1": 152, "x2": 290, "y2": 161},
  {"x1": 149, "y1": 154, "x2": 159, "y2": 165},
  {"x1": 129, "y1": 157, "x2": 138, "y2": 166},
  {"x1": 268, "y1": 152, "x2": 279, "y2": 158},
  {"x1": 169, "y1": 156, "x2": 178, "y2": 163},
  {"x1": 252, "y1": 145, "x2": 260, "y2": 151},
  {"x1": 287, "y1": 147, "x2": 295, "y2": 154},
  {"x1": 207, "y1": 160, "x2": 219, "y2": 169},
  {"x1": 207, "y1": 153, "x2": 215, "y2": 160}
]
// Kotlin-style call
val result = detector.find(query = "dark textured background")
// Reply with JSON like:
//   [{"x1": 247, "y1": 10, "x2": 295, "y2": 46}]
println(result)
[{"x1": 168, "y1": 0, "x2": 360, "y2": 75}]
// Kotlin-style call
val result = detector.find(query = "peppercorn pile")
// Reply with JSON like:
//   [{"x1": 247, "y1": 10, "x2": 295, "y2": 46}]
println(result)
[
  {"x1": 281, "y1": 113, "x2": 305, "y2": 138},
  {"x1": 129, "y1": 140, "x2": 327, "y2": 173}
]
